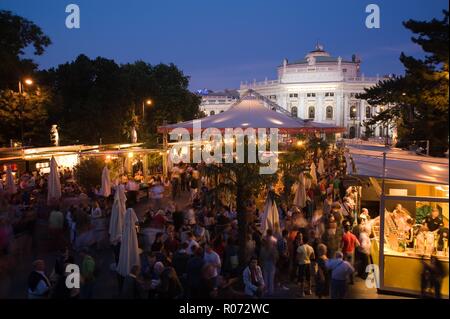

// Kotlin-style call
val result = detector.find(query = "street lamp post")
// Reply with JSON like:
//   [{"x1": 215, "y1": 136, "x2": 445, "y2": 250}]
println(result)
[
  {"x1": 142, "y1": 99, "x2": 152, "y2": 123},
  {"x1": 18, "y1": 78, "x2": 33, "y2": 146}
]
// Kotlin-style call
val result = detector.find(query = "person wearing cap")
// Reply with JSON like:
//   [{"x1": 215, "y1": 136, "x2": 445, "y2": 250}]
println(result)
[{"x1": 326, "y1": 251, "x2": 355, "y2": 299}]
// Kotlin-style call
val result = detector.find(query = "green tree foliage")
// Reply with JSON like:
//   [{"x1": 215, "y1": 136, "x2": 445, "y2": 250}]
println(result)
[
  {"x1": 0, "y1": 10, "x2": 51, "y2": 90},
  {"x1": 40, "y1": 57, "x2": 201, "y2": 146},
  {"x1": 358, "y1": 11, "x2": 449, "y2": 156},
  {"x1": 0, "y1": 87, "x2": 51, "y2": 146},
  {"x1": 74, "y1": 157, "x2": 104, "y2": 191}
]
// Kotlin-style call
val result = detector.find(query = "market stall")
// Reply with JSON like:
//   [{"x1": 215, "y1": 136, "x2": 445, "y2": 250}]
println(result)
[{"x1": 346, "y1": 142, "x2": 449, "y2": 297}]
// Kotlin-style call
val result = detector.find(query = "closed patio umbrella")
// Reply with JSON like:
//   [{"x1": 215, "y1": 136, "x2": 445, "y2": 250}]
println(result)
[
  {"x1": 100, "y1": 166, "x2": 112, "y2": 197},
  {"x1": 117, "y1": 208, "x2": 141, "y2": 277},
  {"x1": 109, "y1": 184, "x2": 127, "y2": 244},
  {"x1": 293, "y1": 172, "x2": 307, "y2": 208},
  {"x1": 260, "y1": 191, "x2": 281, "y2": 236},
  {"x1": 47, "y1": 156, "x2": 61, "y2": 204},
  {"x1": 310, "y1": 161, "x2": 318, "y2": 185},
  {"x1": 318, "y1": 157, "x2": 325, "y2": 176},
  {"x1": 5, "y1": 165, "x2": 17, "y2": 195}
]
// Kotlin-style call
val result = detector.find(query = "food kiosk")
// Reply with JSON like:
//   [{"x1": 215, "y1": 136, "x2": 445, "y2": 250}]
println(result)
[{"x1": 346, "y1": 143, "x2": 449, "y2": 298}]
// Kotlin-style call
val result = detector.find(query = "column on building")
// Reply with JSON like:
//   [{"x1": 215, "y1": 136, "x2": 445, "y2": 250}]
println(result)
[
  {"x1": 299, "y1": 92, "x2": 306, "y2": 119},
  {"x1": 335, "y1": 91, "x2": 343, "y2": 127},
  {"x1": 317, "y1": 92, "x2": 324, "y2": 122}
]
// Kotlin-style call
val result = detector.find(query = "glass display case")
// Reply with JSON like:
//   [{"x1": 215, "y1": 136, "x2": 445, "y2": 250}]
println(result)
[{"x1": 371, "y1": 179, "x2": 449, "y2": 297}]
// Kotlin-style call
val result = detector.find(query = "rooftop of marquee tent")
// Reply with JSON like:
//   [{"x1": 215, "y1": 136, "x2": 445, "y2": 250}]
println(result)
[{"x1": 157, "y1": 93, "x2": 345, "y2": 134}]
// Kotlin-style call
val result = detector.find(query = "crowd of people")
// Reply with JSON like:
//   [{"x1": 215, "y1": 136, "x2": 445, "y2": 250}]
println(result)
[{"x1": 0, "y1": 145, "x2": 446, "y2": 299}]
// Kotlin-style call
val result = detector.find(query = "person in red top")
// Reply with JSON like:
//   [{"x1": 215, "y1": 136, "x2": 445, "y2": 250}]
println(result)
[{"x1": 341, "y1": 225, "x2": 360, "y2": 284}]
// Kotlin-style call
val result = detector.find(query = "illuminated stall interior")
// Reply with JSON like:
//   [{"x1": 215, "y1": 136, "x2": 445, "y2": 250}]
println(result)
[{"x1": 346, "y1": 142, "x2": 449, "y2": 297}]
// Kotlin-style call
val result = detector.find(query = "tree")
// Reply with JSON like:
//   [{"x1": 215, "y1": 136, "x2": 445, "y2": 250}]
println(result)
[
  {"x1": 358, "y1": 10, "x2": 449, "y2": 156},
  {"x1": 40, "y1": 57, "x2": 201, "y2": 146},
  {"x1": 0, "y1": 10, "x2": 51, "y2": 90},
  {"x1": 0, "y1": 87, "x2": 51, "y2": 146}
]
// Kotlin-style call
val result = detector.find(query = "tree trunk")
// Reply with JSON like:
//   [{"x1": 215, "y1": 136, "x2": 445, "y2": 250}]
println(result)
[{"x1": 236, "y1": 182, "x2": 249, "y2": 268}]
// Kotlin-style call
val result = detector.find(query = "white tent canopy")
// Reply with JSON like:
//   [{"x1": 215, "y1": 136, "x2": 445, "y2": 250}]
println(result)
[
  {"x1": 117, "y1": 208, "x2": 141, "y2": 277},
  {"x1": 158, "y1": 94, "x2": 344, "y2": 134},
  {"x1": 47, "y1": 156, "x2": 61, "y2": 204}
]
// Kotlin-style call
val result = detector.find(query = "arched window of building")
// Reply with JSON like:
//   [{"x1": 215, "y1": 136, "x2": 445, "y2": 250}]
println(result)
[
  {"x1": 350, "y1": 105, "x2": 357, "y2": 118},
  {"x1": 291, "y1": 106, "x2": 298, "y2": 117},
  {"x1": 272, "y1": 107, "x2": 277, "y2": 111},
  {"x1": 220, "y1": 110, "x2": 224, "y2": 113},
  {"x1": 308, "y1": 106, "x2": 315, "y2": 119},
  {"x1": 326, "y1": 106, "x2": 333, "y2": 119},
  {"x1": 379, "y1": 126, "x2": 384, "y2": 137},
  {"x1": 365, "y1": 106, "x2": 371, "y2": 118},
  {"x1": 210, "y1": 111, "x2": 215, "y2": 116}
]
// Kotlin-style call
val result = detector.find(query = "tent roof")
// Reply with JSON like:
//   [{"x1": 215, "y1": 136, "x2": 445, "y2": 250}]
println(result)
[
  {"x1": 158, "y1": 94, "x2": 344, "y2": 134},
  {"x1": 345, "y1": 142, "x2": 448, "y2": 185}
]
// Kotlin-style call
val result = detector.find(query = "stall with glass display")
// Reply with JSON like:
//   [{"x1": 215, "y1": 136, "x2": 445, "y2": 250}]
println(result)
[{"x1": 346, "y1": 143, "x2": 449, "y2": 297}]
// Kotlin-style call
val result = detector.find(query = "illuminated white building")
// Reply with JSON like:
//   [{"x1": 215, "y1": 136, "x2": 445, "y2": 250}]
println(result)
[
  {"x1": 239, "y1": 44, "x2": 392, "y2": 138},
  {"x1": 198, "y1": 89, "x2": 239, "y2": 116}
]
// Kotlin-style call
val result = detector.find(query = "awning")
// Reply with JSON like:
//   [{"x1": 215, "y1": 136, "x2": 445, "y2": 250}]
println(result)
[{"x1": 345, "y1": 142, "x2": 449, "y2": 185}]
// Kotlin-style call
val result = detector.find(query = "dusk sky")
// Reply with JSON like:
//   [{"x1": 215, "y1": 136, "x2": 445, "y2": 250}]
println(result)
[{"x1": 1, "y1": 0, "x2": 448, "y2": 91}]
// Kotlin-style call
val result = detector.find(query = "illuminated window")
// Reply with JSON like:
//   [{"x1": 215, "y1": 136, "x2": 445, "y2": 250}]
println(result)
[
  {"x1": 350, "y1": 105, "x2": 357, "y2": 118},
  {"x1": 210, "y1": 111, "x2": 215, "y2": 116}
]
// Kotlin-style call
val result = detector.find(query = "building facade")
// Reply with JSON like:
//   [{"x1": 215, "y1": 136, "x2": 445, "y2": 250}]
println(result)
[
  {"x1": 238, "y1": 44, "x2": 392, "y2": 138},
  {"x1": 198, "y1": 89, "x2": 240, "y2": 116}
]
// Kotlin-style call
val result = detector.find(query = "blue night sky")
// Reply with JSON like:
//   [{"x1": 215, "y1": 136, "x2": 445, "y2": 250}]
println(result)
[{"x1": 1, "y1": 0, "x2": 448, "y2": 91}]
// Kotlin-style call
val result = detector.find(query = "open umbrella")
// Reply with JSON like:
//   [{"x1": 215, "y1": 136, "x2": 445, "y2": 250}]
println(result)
[
  {"x1": 100, "y1": 166, "x2": 111, "y2": 197},
  {"x1": 310, "y1": 161, "x2": 318, "y2": 185},
  {"x1": 293, "y1": 172, "x2": 307, "y2": 208},
  {"x1": 117, "y1": 208, "x2": 141, "y2": 277},
  {"x1": 5, "y1": 165, "x2": 17, "y2": 194},
  {"x1": 47, "y1": 156, "x2": 61, "y2": 204},
  {"x1": 109, "y1": 184, "x2": 127, "y2": 244},
  {"x1": 318, "y1": 157, "x2": 325, "y2": 176},
  {"x1": 260, "y1": 191, "x2": 281, "y2": 236}
]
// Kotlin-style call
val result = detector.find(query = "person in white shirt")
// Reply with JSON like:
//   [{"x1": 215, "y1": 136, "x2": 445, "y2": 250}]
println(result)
[
  {"x1": 296, "y1": 234, "x2": 315, "y2": 297},
  {"x1": 28, "y1": 260, "x2": 51, "y2": 299},
  {"x1": 203, "y1": 244, "x2": 221, "y2": 279},
  {"x1": 186, "y1": 232, "x2": 199, "y2": 255},
  {"x1": 242, "y1": 256, "x2": 265, "y2": 298}
]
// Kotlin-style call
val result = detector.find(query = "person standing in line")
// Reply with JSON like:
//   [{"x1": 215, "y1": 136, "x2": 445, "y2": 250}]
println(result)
[
  {"x1": 79, "y1": 248, "x2": 96, "y2": 299},
  {"x1": 315, "y1": 244, "x2": 330, "y2": 299},
  {"x1": 326, "y1": 251, "x2": 355, "y2": 299},
  {"x1": 259, "y1": 238, "x2": 278, "y2": 296},
  {"x1": 341, "y1": 225, "x2": 360, "y2": 284},
  {"x1": 296, "y1": 233, "x2": 315, "y2": 297}
]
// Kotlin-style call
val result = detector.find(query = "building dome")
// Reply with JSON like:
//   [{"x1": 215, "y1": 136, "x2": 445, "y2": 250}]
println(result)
[{"x1": 304, "y1": 43, "x2": 331, "y2": 60}]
